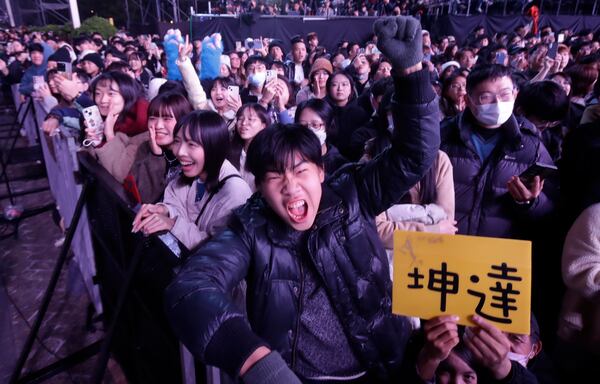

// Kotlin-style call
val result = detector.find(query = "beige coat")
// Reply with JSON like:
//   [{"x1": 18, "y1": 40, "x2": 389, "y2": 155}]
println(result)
[
  {"x1": 376, "y1": 150, "x2": 455, "y2": 249},
  {"x1": 159, "y1": 160, "x2": 252, "y2": 251},
  {"x1": 559, "y1": 203, "x2": 600, "y2": 352},
  {"x1": 90, "y1": 131, "x2": 149, "y2": 183}
]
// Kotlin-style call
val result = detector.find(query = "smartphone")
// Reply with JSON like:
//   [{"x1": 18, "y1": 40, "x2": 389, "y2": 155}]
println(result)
[
  {"x1": 557, "y1": 33, "x2": 565, "y2": 43},
  {"x1": 244, "y1": 38, "x2": 255, "y2": 50},
  {"x1": 253, "y1": 38, "x2": 264, "y2": 50},
  {"x1": 495, "y1": 52, "x2": 506, "y2": 65},
  {"x1": 82, "y1": 105, "x2": 105, "y2": 147},
  {"x1": 235, "y1": 41, "x2": 242, "y2": 51},
  {"x1": 547, "y1": 43, "x2": 558, "y2": 59},
  {"x1": 518, "y1": 162, "x2": 558, "y2": 185},
  {"x1": 56, "y1": 61, "x2": 72, "y2": 79},
  {"x1": 265, "y1": 69, "x2": 277, "y2": 83},
  {"x1": 227, "y1": 85, "x2": 239, "y2": 98},
  {"x1": 32, "y1": 75, "x2": 44, "y2": 91}
]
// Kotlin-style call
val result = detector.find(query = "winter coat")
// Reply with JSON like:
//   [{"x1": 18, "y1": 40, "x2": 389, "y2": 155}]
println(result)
[
  {"x1": 440, "y1": 109, "x2": 554, "y2": 239},
  {"x1": 159, "y1": 160, "x2": 252, "y2": 251},
  {"x1": 376, "y1": 150, "x2": 455, "y2": 248},
  {"x1": 559, "y1": 203, "x2": 600, "y2": 353},
  {"x1": 164, "y1": 69, "x2": 440, "y2": 379}
]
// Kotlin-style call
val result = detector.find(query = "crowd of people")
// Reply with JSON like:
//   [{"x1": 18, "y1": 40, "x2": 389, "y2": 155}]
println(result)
[
  {"x1": 1, "y1": 12, "x2": 600, "y2": 383},
  {"x1": 208, "y1": 0, "x2": 429, "y2": 17}
]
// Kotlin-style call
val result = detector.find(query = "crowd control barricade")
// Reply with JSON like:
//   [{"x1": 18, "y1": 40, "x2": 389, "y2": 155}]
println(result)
[
  {"x1": 31, "y1": 100, "x2": 102, "y2": 315},
  {"x1": 78, "y1": 151, "x2": 218, "y2": 384}
]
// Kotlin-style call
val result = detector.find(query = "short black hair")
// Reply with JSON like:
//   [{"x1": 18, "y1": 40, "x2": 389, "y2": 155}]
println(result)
[
  {"x1": 159, "y1": 80, "x2": 188, "y2": 99},
  {"x1": 173, "y1": 110, "x2": 230, "y2": 192},
  {"x1": 516, "y1": 80, "x2": 569, "y2": 122},
  {"x1": 246, "y1": 124, "x2": 323, "y2": 184},
  {"x1": 466, "y1": 64, "x2": 513, "y2": 94},
  {"x1": 243, "y1": 55, "x2": 268, "y2": 71}
]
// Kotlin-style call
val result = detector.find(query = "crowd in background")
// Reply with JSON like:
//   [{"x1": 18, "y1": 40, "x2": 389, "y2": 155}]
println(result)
[{"x1": 1, "y1": 13, "x2": 600, "y2": 383}]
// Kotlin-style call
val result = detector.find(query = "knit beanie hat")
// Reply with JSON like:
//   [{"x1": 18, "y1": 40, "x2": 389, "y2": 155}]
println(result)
[
  {"x1": 48, "y1": 47, "x2": 72, "y2": 63},
  {"x1": 81, "y1": 53, "x2": 104, "y2": 70},
  {"x1": 309, "y1": 57, "x2": 333, "y2": 78},
  {"x1": 28, "y1": 43, "x2": 44, "y2": 54}
]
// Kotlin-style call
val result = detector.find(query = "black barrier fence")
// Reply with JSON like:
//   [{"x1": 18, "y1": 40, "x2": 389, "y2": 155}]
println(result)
[
  {"x1": 77, "y1": 151, "x2": 187, "y2": 384},
  {"x1": 160, "y1": 13, "x2": 600, "y2": 53}
]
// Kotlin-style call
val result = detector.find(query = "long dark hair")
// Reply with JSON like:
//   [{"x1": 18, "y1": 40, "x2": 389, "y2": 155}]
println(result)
[
  {"x1": 325, "y1": 71, "x2": 357, "y2": 105},
  {"x1": 173, "y1": 110, "x2": 230, "y2": 192},
  {"x1": 228, "y1": 103, "x2": 270, "y2": 170},
  {"x1": 90, "y1": 70, "x2": 144, "y2": 123}
]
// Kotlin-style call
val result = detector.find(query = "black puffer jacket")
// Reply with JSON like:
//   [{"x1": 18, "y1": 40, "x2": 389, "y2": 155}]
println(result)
[
  {"x1": 441, "y1": 109, "x2": 554, "y2": 239},
  {"x1": 164, "y1": 70, "x2": 440, "y2": 380}
]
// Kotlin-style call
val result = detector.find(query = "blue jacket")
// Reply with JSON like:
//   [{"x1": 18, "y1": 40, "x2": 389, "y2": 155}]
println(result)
[{"x1": 19, "y1": 42, "x2": 54, "y2": 96}]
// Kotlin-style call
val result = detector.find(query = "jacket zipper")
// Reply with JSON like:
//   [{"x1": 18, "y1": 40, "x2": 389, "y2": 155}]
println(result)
[{"x1": 291, "y1": 249, "x2": 305, "y2": 370}]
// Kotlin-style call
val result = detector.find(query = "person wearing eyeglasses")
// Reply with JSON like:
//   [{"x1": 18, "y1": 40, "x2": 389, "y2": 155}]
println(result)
[
  {"x1": 295, "y1": 98, "x2": 348, "y2": 177},
  {"x1": 440, "y1": 72, "x2": 467, "y2": 121},
  {"x1": 440, "y1": 64, "x2": 555, "y2": 240}
]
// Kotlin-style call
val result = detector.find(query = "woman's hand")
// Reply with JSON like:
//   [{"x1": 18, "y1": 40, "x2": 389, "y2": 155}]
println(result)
[
  {"x1": 438, "y1": 219, "x2": 458, "y2": 234},
  {"x1": 35, "y1": 82, "x2": 52, "y2": 100},
  {"x1": 103, "y1": 103, "x2": 121, "y2": 141},
  {"x1": 42, "y1": 117, "x2": 60, "y2": 136},
  {"x1": 178, "y1": 34, "x2": 193, "y2": 63},
  {"x1": 225, "y1": 93, "x2": 242, "y2": 114},
  {"x1": 54, "y1": 74, "x2": 80, "y2": 101},
  {"x1": 147, "y1": 122, "x2": 163, "y2": 155},
  {"x1": 260, "y1": 79, "x2": 278, "y2": 107},
  {"x1": 131, "y1": 204, "x2": 174, "y2": 235},
  {"x1": 417, "y1": 315, "x2": 460, "y2": 380}
]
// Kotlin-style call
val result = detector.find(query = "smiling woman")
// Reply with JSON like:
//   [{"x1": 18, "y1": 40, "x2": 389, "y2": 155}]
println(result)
[{"x1": 132, "y1": 110, "x2": 252, "y2": 251}]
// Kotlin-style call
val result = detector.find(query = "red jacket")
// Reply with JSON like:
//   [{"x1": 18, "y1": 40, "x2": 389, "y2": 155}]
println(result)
[{"x1": 115, "y1": 98, "x2": 149, "y2": 137}]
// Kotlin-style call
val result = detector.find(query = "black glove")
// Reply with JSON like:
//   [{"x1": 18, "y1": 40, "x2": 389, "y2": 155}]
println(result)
[
  {"x1": 241, "y1": 351, "x2": 302, "y2": 384},
  {"x1": 373, "y1": 16, "x2": 424, "y2": 71}
]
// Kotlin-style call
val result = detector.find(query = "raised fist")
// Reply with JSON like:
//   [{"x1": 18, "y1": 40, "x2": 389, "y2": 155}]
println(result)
[{"x1": 373, "y1": 16, "x2": 423, "y2": 71}]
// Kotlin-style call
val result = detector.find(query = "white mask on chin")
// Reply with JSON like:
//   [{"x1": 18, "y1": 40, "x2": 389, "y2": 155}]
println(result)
[{"x1": 471, "y1": 100, "x2": 514, "y2": 127}]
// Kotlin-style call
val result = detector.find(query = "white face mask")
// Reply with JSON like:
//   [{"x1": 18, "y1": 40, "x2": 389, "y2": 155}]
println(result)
[
  {"x1": 248, "y1": 71, "x2": 266, "y2": 87},
  {"x1": 507, "y1": 349, "x2": 533, "y2": 368},
  {"x1": 309, "y1": 127, "x2": 327, "y2": 146},
  {"x1": 471, "y1": 100, "x2": 514, "y2": 127}
]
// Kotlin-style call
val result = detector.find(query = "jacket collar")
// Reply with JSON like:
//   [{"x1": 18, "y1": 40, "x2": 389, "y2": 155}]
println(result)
[{"x1": 458, "y1": 108, "x2": 527, "y2": 154}]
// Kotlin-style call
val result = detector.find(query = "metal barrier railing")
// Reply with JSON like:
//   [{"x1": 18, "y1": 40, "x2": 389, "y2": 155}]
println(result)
[{"x1": 8, "y1": 90, "x2": 210, "y2": 383}]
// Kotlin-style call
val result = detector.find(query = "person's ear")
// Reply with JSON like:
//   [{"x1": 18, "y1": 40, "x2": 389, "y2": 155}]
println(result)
[
  {"x1": 531, "y1": 340, "x2": 542, "y2": 358},
  {"x1": 318, "y1": 165, "x2": 325, "y2": 183}
]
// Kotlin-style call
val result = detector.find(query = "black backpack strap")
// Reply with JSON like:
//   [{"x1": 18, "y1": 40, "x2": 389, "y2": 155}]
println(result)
[{"x1": 194, "y1": 174, "x2": 242, "y2": 226}]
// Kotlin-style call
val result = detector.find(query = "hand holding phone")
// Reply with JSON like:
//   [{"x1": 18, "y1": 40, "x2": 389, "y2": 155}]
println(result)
[
  {"x1": 547, "y1": 43, "x2": 558, "y2": 60},
  {"x1": 518, "y1": 162, "x2": 557, "y2": 186},
  {"x1": 82, "y1": 105, "x2": 105, "y2": 147}
]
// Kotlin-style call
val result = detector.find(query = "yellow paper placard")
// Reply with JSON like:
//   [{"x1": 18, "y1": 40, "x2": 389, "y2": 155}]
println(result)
[{"x1": 392, "y1": 231, "x2": 531, "y2": 334}]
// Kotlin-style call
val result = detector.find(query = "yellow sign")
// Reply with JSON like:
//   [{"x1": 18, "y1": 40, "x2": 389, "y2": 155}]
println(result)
[{"x1": 392, "y1": 231, "x2": 531, "y2": 335}]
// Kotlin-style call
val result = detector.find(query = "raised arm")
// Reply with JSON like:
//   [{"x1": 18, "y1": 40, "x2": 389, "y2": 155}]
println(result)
[{"x1": 356, "y1": 16, "x2": 440, "y2": 217}]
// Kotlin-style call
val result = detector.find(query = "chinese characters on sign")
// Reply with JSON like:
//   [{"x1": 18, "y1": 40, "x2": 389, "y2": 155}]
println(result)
[{"x1": 392, "y1": 231, "x2": 531, "y2": 334}]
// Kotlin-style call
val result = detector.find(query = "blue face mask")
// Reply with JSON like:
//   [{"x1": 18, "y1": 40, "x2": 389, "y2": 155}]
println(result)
[{"x1": 248, "y1": 71, "x2": 266, "y2": 87}]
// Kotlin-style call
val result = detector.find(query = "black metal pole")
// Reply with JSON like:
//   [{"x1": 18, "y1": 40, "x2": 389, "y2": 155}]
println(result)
[
  {"x1": 9, "y1": 179, "x2": 90, "y2": 384},
  {"x1": 0, "y1": 98, "x2": 31, "y2": 205}
]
